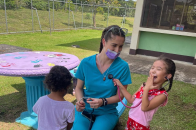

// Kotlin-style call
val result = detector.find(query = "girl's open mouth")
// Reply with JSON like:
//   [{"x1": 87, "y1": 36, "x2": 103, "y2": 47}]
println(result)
[{"x1": 153, "y1": 76, "x2": 157, "y2": 81}]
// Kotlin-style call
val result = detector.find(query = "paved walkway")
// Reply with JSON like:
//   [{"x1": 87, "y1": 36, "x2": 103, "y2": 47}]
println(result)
[
  {"x1": 120, "y1": 42, "x2": 196, "y2": 85},
  {"x1": 0, "y1": 44, "x2": 32, "y2": 54}
]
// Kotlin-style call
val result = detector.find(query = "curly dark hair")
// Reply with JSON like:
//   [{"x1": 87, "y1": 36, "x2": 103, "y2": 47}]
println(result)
[{"x1": 44, "y1": 65, "x2": 72, "y2": 92}]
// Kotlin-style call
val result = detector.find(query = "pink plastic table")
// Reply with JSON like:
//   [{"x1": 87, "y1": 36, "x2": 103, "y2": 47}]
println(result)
[{"x1": 0, "y1": 51, "x2": 80, "y2": 128}]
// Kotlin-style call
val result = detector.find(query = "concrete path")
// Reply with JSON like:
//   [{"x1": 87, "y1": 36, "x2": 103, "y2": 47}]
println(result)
[
  {"x1": 0, "y1": 44, "x2": 32, "y2": 54},
  {"x1": 120, "y1": 42, "x2": 196, "y2": 85}
]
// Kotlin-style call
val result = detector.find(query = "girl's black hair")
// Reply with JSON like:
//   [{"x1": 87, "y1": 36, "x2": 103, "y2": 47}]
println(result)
[
  {"x1": 157, "y1": 56, "x2": 176, "y2": 92},
  {"x1": 99, "y1": 25, "x2": 126, "y2": 53},
  {"x1": 44, "y1": 65, "x2": 72, "y2": 92}
]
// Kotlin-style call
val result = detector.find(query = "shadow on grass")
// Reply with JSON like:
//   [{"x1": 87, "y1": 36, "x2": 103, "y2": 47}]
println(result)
[
  {"x1": 0, "y1": 82, "x2": 35, "y2": 129},
  {"x1": 57, "y1": 37, "x2": 101, "y2": 52},
  {"x1": 0, "y1": 83, "x2": 26, "y2": 121},
  {"x1": 56, "y1": 35, "x2": 131, "y2": 52}
]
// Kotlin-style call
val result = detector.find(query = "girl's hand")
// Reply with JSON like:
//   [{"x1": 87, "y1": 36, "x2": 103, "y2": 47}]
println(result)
[
  {"x1": 86, "y1": 98, "x2": 103, "y2": 109},
  {"x1": 144, "y1": 74, "x2": 157, "y2": 91},
  {"x1": 113, "y1": 79, "x2": 124, "y2": 88},
  {"x1": 76, "y1": 99, "x2": 85, "y2": 112}
]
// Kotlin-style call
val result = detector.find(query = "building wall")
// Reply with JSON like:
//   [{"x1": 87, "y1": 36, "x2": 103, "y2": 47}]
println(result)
[{"x1": 138, "y1": 31, "x2": 196, "y2": 57}]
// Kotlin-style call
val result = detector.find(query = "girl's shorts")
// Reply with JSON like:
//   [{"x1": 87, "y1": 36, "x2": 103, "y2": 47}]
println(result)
[{"x1": 126, "y1": 117, "x2": 150, "y2": 130}]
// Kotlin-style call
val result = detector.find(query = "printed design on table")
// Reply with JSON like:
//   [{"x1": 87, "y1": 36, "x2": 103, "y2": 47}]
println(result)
[
  {"x1": 56, "y1": 57, "x2": 70, "y2": 63},
  {"x1": 0, "y1": 63, "x2": 15, "y2": 67},
  {"x1": 0, "y1": 51, "x2": 80, "y2": 77},
  {"x1": 44, "y1": 54, "x2": 65, "y2": 58},
  {"x1": 18, "y1": 52, "x2": 27, "y2": 54},
  {"x1": 0, "y1": 60, "x2": 6, "y2": 63},
  {"x1": 55, "y1": 54, "x2": 64, "y2": 56},
  {"x1": 31, "y1": 59, "x2": 42, "y2": 63},
  {"x1": 5, "y1": 54, "x2": 15, "y2": 56},
  {"x1": 47, "y1": 63, "x2": 55, "y2": 66},
  {"x1": 14, "y1": 56, "x2": 27, "y2": 59},
  {"x1": 34, "y1": 64, "x2": 42, "y2": 68}
]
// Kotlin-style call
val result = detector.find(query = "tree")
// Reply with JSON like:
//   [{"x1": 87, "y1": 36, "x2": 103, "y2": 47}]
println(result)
[
  {"x1": 117, "y1": 0, "x2": 136, "y2": 17},
  {"x1": 79, "y1": 0, "x2": 121, "y2": 28}
]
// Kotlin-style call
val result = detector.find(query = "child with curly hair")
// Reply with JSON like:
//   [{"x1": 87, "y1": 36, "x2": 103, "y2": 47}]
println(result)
[{"x1": 33, "y1": 65, "x2": 75, "y2": 130}]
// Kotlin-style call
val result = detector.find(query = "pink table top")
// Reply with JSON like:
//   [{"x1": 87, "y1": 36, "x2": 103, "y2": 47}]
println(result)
[{"x1": 0, "y1": 51, "x2": 80, "y2": 77}]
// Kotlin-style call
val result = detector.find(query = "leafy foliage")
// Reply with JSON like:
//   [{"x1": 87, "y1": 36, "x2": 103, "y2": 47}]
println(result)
[
  {"x1": 103, "y1": 13, "x2": 108, "y2": 21},
  {"x1": 85, "y1": 13, "x2": 91, "y2": 19}
]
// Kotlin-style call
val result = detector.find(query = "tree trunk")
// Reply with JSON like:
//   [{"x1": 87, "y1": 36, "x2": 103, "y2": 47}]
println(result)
[{"x1": 93, "y1": 13, "x2": 96, "y2": 28}]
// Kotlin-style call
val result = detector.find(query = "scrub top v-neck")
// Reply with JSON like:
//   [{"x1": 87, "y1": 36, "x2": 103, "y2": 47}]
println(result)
[{"x1": 75, "y1": 54, "x2": 132, "y2": 115}]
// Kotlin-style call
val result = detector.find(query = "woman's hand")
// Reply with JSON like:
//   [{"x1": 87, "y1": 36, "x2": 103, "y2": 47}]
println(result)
[
  {"x1": 144, "y1": 74, "x2": 157, "y2": 91},
  {"x1": 76, "y1": 99, "x2": 85, "y2": 112},
  {"x1": 86, "y1": 98, "x2": 103, "y2": 109},
  {"x1": 113, "y1": 79, "x2": 124, "y2": 89}
]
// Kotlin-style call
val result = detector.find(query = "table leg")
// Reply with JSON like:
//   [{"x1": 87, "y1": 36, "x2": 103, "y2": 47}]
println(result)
[{"x1": 15, "y1": 76, "x2": 50, "y2": 129}]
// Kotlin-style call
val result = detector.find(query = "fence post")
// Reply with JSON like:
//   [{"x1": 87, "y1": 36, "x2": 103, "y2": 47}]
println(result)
[
  {"x1": 32, "y1": 7, "x2": 42, "y2": 33},
  {"x1": 31, "y1": 0, "x2": 34, "y2": 32},
  {"x1": 107, "y1": 4, "x2": 109, "y2": 27},
  {"x1": 122, "y1": 4, "x2": 127, "y2": 28},
  {"x1": 71, "y1": 11, "x2": 76, "y2": 30},
  {"x1": 81, "y1": 1, "x2": 83, "y2": 28},
  {"x1": 68, "y1": 1, "x2": 70, "y2": 27},
  {"x1": 4, "y1": 0, "x2": 8, "y2": 33},
  {"x1": 92, "y1": 4, "x2": 94, "y2": 27},
  {"x1": 76, "y1": 0, "x2": 77, "y2": 12},
  {"x1": 53, "y1": 0, "x2": 55, "y2": 30},
  {"x1": 48, "y1": 0, "x2": 51, "y2": 35}
]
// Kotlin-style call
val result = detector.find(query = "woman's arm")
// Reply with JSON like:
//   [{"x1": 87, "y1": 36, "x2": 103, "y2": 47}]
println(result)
[
  {"x1": 113, "y1": 79, "x2": 135, "y2": 104},
  {"x1": 86, "y1": 85, "x2": 127, "y2": 108},
  {"x1": 106, "y1": 84, "x2": 128, "y2": 104},
  {"x1": 75, "y1": 79, "x2": 85, "y2": 112}
]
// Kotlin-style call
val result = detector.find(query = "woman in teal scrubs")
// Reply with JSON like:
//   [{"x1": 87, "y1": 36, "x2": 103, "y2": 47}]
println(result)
[{"x1": 73, "y1": 25, "x2": 132, "y2": 130}]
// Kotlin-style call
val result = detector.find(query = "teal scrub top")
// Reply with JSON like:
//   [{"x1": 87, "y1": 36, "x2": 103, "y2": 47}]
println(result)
[{"x1": 75, "y1": 54, "x2": 132, "y2": 115}]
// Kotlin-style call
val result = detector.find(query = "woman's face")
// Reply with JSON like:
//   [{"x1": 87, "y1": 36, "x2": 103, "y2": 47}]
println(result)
[{"x1": 103, "y1": 35, "x2": 125, "y2": 54}]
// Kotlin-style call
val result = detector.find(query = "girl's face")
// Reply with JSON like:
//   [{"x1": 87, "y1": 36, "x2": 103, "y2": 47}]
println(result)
[
  {"x1": 103, "y1": 35, "x2": 125, "y2": 54},
  {"x1": 149, "y1": 60, "x2": 168, "y2": 85}
]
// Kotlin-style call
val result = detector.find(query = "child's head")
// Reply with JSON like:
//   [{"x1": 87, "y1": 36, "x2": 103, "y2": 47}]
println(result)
[
  {"x1": 150, "y1": 57, "x2": 176, "y2": 92},
  {"x1": 44, "y1": 65, "x2": 72, "y2": 93}
]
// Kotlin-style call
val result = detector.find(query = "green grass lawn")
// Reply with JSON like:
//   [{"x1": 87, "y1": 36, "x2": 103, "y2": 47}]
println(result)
[{"x1": 0, "y1": 30, "x2": 196, "y2": 130}]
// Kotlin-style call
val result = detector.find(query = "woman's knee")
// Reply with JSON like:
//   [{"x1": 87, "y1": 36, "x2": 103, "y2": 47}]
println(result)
[
  {"x1": 92, "y1": 114, "x2": 119, "y2": 130},
  {"x1": 73, "y1": 111, "x2": 91, "y2": 130}
]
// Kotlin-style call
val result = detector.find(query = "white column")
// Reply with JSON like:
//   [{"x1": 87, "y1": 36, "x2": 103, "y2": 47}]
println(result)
[
  {"x1": 130, "y1": 0, "x2": 144, "y2": 53},
  {"x1": 194, "y1": 53, "x2": 196, "y2": 65}
]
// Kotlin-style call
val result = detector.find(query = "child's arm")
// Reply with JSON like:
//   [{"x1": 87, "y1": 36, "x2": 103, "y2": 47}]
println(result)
[
  {"x1": 33, "y1": 99, "x2": 39, "y2": 114},
  {"x1": 67, "y1": 122, "x2": 73, "y2": 130},
  {"x1": 113, "y1": 79, "x2": 135, "y2": 104},
  {"x1": 141, "y1": 74, "x2": 167, "y2": 111}
]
